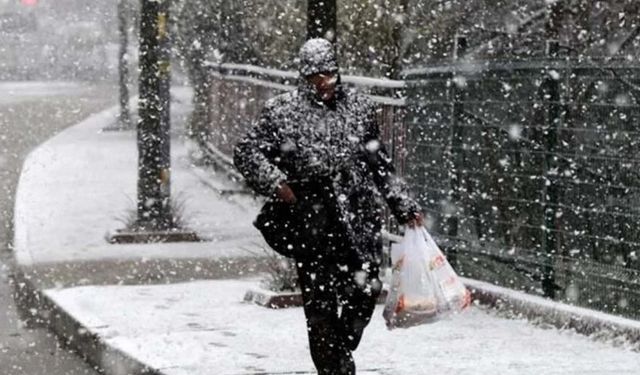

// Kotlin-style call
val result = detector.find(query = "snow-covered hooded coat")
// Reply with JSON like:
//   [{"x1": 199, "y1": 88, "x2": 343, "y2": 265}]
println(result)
[{"x1": 233, "y1": 38, "x2": 420, "y2": 266}]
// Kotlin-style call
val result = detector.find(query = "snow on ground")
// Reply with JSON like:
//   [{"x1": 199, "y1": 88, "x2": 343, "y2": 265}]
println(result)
[
  {"x1": 0, "y1": 81, "x2": 88, "y2": 104},
  {"x1": 46, "y1": 280, "x2": 640, "y2": 375},
  {"x1": 13, "y1": 87, "x2": 261, "y2": 266}
]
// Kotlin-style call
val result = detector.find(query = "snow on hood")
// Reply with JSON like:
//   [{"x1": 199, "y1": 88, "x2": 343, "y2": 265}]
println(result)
[{"x1": 297, "y1": 38, "x2": 338, "y2": 77}]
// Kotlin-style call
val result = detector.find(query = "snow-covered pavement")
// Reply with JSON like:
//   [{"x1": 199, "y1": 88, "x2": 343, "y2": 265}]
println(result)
[
  {"x1": 14, "y1": 87, "x2": 262, "y2": 268},
  {"x1": 46, "y1": 280, "x2": 639, "y2": 375},
  {"x1": 0, "y1": 81, "x2": 119, "y2": 375}
]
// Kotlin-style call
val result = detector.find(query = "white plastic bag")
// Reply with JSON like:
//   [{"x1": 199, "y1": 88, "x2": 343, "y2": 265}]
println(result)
[{"x1": 383, "y1": 227, "x2": 470, "y2": 329}]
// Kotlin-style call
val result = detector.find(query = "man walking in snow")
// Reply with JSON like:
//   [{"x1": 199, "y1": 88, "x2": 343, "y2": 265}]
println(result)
[{"x1": 234, "y1": 38, "x2": 423, "y2": 374}]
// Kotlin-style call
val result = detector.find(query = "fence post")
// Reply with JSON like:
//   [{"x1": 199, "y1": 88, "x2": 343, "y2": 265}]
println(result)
[
  {"x1": 541, "y1": 39, "x2": 561, "y2": 299},
  {"x1": 445, "y1": 34, "x2": 467, "y2": 267}
]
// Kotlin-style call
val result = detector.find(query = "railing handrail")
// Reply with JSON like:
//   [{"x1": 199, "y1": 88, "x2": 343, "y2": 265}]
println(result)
[
  {"x1": 205, "y1": 61, "x2": 406, "y2": 88},
  {"x1": 205, "y1": 62, "x2": 299, "y2": 80},
  {"x1": 403, "y1": 57, "x2": 640, "y2": 78},
  {"x1": 206, "y1": 62, "x2": 406, "y2": 106},
  {"x1": 206, "y1": 59, "x2": 640, "y2": 89}
]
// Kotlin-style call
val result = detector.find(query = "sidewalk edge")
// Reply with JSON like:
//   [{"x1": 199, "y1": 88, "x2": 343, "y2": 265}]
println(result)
[
  {"x1": 14, "y1": 269, "x2": 166, "y2": 375},
  {"x1": 13, "y1": 97, "x2": 139, "y2": 269},
  {"x1": 464, "y1": 277, "x2": 640, "y2": 351}
]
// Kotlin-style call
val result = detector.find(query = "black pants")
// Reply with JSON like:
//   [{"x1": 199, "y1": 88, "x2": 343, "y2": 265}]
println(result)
[
  {"x1": 295, "y1": 251, "x2": 381, "y2": 375},
  {"x1": 279, "y1": 179, "x2": 381, "y2": 374}
]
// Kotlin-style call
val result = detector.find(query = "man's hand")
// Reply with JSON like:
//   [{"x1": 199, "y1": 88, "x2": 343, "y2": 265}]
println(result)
[
  {"x1": 276, "y1": 182, "x2": 297, "y2": 204},
  {"x1": 406, "y1": 212, "x2": 424, "y2": 228}
]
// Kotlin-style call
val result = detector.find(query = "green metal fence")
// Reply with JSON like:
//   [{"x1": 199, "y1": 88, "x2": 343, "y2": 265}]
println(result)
[{"x1": 402, "y1": 58, "x2": 640, "y2": 319}]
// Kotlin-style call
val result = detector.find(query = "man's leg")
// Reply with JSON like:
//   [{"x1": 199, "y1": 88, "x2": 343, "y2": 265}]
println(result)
[
  {"x1": 334, "y1": 225, "x2": 384, "y2": 352},
  {"x1": 337, "y1": 262, "x2": 382, "y2": 352},
  {"x1": 296, "y1": 257, "x2": 355, "y2": 375}
]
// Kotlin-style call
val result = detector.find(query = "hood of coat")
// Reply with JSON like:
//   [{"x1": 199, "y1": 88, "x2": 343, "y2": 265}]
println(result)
[{"x1": 297, "y1": 38, "x2": 343, "y2": 105}]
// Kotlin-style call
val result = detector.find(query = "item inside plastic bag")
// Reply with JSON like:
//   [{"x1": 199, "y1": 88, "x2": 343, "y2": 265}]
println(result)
[{"x1": 383, "y1": 227, "x2": 470, "y2": 330}]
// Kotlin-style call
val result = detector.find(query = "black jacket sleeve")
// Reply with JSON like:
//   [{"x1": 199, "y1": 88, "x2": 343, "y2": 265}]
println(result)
[
  {"x1": 233, "y1": 102, "x2": 287, "y2": 196},
  {"x1": 361, "y1": 100, "x2": 421, "y2": 224}
]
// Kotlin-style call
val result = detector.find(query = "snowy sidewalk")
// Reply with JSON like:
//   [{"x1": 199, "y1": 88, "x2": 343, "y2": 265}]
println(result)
[
  {"x1": 46, "y1": 280, "x2": 639, "y2": 375},
  {"x1": 13, "y1": 87, "x2": 266, "y2": 285},
  {"x1": 11, "y1": 87, "x2": 640, "y2": 374}
]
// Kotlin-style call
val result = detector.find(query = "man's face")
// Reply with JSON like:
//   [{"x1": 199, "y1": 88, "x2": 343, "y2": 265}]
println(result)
[{"x1": 306, "y1": 72, "x2": 337, "y2": 101}]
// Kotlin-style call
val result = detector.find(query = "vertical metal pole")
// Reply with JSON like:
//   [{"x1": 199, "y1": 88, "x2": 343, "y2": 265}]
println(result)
[
  {"x1": 541, "y1": 39, "x2": 560, "y2": 298},
  {"x1": 137, "y1": 0, "x2": 172, "y2": 230},
  {"x1": 445, "y1": 34, "x2": 467, "y2": 266},
  {"x1": 541, "y1": 2, "x2": 563, "y2": 298},
  {"x1": 307, "y1": 0, "x2": 337, "y2": 42}
]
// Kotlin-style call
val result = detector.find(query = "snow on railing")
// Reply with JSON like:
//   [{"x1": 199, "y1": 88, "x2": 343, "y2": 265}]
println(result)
[
  {"x1": 205, "y1": 61, "x2": 406, "y2": 106},
  {"x1": 209, "y1": 70, "x2": 294, "y2": 92},
  {"x1": 206, "y1": 61, "x2": 406, "y2": 87},
  {"x1": 342, "y1": 75, "x2": 405, "y2": 89},
  {"x1": 204, "y1": 62, "x2": 299, "y2": 80},
  {"x1": 402, "y1": 57, "x2": 640, "y2": 77}
]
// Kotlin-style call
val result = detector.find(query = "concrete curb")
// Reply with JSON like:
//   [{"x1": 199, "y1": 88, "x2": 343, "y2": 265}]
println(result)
[
  {"x1": 14, "y1": 269, "x2": 164, "y2": 375},
  {"x1": 8, "y1": 97, "x2": 167, "y2": 374},
  {"x1": 15, "y1": 255, "x2": 272, "y2": 289},
  {"x1": 13, "y1": 253, "x2": 274, "y2": 375},
  {"x1": 465, "y1": 277, "x2": 640, "y2": 351}
]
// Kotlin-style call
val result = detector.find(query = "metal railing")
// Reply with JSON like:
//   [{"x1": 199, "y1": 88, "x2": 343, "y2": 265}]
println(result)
[
  {"x1": 202, "y1": 59, "x2": 640, "y2": 320},
  {"x1": 202, "y1": 62, "x2": 407, "y2": 177}
]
